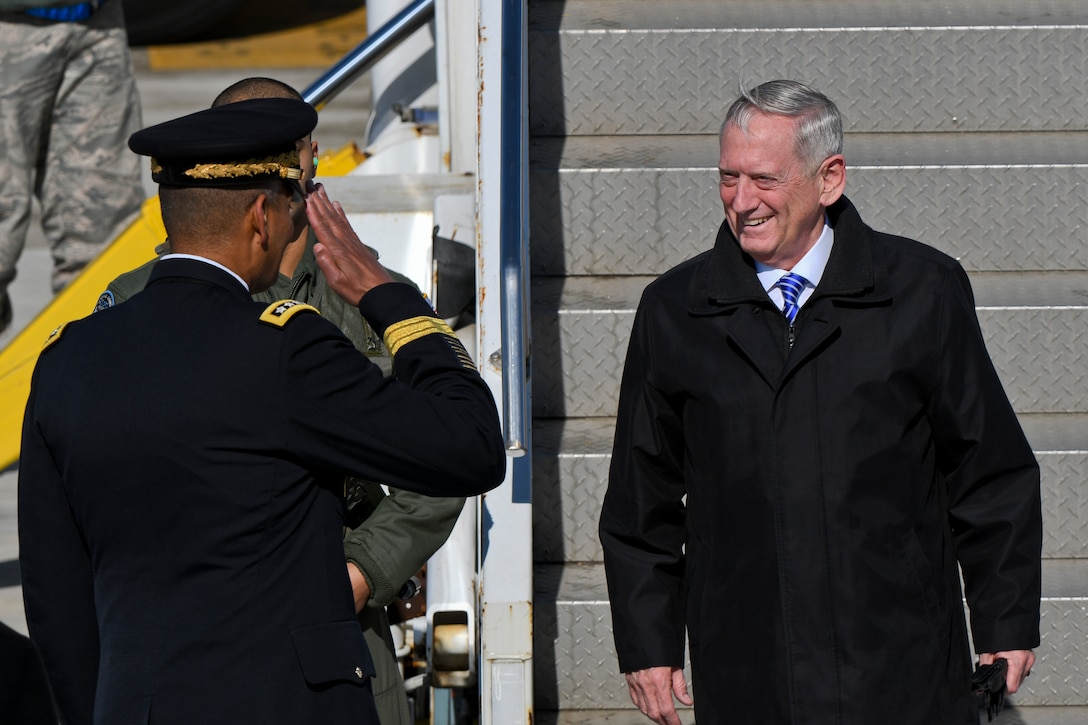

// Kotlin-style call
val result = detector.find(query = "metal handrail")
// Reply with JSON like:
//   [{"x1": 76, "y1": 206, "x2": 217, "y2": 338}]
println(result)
[
  {"x1": 302, "y1": 0, "x2": 529, "y2": 455},
  {"x1": 302, "y1": 0, "x2": 435, "y2": 109},
  {"x1": 499, "y1": 0, "x2": 529, "y2": 456}
]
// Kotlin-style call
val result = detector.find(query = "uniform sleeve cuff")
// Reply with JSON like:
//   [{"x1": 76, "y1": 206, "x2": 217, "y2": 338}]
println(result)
[
  {"x1": 357, "y1": 282, "x2": 436, "y2": 338},
  {"x1": 345, "y1": 548, "x2": 396, "y2": 608}
]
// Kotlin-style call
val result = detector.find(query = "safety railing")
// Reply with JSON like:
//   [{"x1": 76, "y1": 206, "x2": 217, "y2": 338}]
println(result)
[
  {"x1": 301, "y1": 0, "x2": 529, "y2": 456},
  {"x1": 302, "y1": 0, "x2": 435, "y2": 108},
  {"x1": 498, "y1": 0, "x2": 529, "y2": 456}
]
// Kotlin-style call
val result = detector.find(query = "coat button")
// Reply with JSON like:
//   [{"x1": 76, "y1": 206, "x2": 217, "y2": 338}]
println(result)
[{"x1": 355, "y1": 666, "x2": 364, "y2": 679}]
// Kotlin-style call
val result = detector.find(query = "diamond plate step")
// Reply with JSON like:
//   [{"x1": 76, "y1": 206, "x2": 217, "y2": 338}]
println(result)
[
  {"x1": 529, "y1": 133, "x2": 1088, "y2": 277},
  {"x1": 527, "y1": 0, "x2": 1088, "y2": 714},
  {"x1": 531, "y1": 0, "x2": 1088, "y2": 31},
  {"x1": 534, "y1": 707, "x2": 1088, "y2": 725},
  {"x1": 532, "y1": 562, "x2": 1088, "y2": 709},
  {"x1": 533, "y1": 562, "x2": 685, "y2": 711},
  {"x1": 533, "y1": 417, "x2": 614, "y2": 564},
  {"x1": 530, "y1": 275, "x2": 1088, "y2": 418},
  {"x1": 532, "y1": 416, "x2": 1088, "y2": 564},
  {"x1": 529, "y1": 1, "x2": 1088, "y2": 136},
  {"x1": 533, "y1": 707, "x2": 1088, "y2": 725}
]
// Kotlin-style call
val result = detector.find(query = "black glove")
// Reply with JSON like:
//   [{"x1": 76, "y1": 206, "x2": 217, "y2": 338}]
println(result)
[{"x1": 971, "y1": 658, "x2": 1007, "y2": 722}]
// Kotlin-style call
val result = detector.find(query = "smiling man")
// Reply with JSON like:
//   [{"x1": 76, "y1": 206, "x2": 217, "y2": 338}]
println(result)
[{"x1": 599, "y1": 80, "x2": 1041, "y2": 725}]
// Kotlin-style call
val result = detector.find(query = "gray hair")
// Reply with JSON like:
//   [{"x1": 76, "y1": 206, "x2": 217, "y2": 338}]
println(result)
[{"x1": 720, "y1": 80, "x2": 843, "y2": 174}]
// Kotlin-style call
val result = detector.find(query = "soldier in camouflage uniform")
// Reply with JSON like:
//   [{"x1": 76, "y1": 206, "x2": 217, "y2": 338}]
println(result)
[
  {"x1": 0, "y1": 0, "x2": 143, "y2": 333},
  {"x1": 99, "y1": 78, "x2": 467, "y2": 725}
]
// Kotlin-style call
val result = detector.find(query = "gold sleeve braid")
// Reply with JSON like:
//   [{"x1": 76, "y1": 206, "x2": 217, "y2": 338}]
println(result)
[{"x1": 384, "y1": 316, "x2": 477, "y2": 370}]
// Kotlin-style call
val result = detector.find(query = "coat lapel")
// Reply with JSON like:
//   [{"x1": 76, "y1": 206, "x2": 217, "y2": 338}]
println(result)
[
  {"x1": 689, "y1": 221, "x2": 785, "y2": 387},
  {"x1": 781, "y1": 199, "x2": 891, "y2": 381},
  {"x1": 691, "y1": 199, "x2": 892, "y2": 388}
]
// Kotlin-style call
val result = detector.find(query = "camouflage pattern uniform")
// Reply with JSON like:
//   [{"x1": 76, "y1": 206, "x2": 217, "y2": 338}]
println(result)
[
  {"x1": 103, "y1": 235, "x2": 467, "y2": 725},
  {"x1": 0, "y1": 0, "x2": 143, "y2": 332}
]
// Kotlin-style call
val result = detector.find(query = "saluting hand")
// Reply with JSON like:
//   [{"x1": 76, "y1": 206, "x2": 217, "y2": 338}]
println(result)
[{"x1": 307, "y1": 182, "x2": 394, "y2": 306}]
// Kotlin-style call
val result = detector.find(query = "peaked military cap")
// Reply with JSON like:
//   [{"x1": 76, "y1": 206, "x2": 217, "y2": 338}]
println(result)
[{"x1": 128, "y1": 98, "x2": 319, "y2": 187}]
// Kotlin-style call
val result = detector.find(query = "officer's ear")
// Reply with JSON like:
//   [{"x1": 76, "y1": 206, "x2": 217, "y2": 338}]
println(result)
[{"x1": 249, "y1": 191, "x2": 271, "y2": 248}]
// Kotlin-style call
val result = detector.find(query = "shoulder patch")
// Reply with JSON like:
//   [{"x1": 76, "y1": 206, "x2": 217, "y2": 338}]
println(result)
[
  {"x1": 259, "y1": 299, "x2": 320, "y2": 328},
  {"x1": 42, "y1": 323, "x2": 68, "y2": 351},
  {"x1": 93, "y1": 290, "x2": 115, "y2": 312}
]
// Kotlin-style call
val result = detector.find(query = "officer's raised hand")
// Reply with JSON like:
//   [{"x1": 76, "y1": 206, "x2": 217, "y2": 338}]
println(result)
[{"x1": 307, "y1": 182, "x2": 394, "y2": 305}]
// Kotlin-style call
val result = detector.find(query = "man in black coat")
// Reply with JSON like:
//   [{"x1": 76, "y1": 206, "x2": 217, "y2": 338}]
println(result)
[
  {"x1": 599, "y1": 80, "x2": 1040, "y2": 725},
  {"x1": 19, "y1": 98, "x2": 505, "y2": 724}
]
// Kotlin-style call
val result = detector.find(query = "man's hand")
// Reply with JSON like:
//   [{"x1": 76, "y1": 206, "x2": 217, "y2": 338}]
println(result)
[
  {"x1": 307, "y1": 182, "x2": 394, "y2": 306},
  {"x1": 979, "y1": 650, "x2": 1035, "y2": 694},
  {"x1": 346, "y1": 561, "x2": 372, "y2": 614},
  {"x1": 625, "y1": 666, "x2": 693, "y2": 725}
]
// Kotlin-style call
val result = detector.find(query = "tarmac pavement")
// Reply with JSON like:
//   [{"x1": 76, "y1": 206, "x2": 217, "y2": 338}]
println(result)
[{"x1": 0, "y1": 47, "x2": 372, "y2": 636}]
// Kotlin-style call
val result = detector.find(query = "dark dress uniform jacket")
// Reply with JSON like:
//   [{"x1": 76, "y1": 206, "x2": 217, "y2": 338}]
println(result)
[
  {"x1": 599, "y1": 198, "x2": 1041, "y2": 724},
  {"x1": 19, "y1": 258, "x2": 505, "y2": 725}
]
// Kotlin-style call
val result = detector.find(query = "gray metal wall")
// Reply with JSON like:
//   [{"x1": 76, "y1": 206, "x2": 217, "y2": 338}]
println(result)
[{"x1": 527, "y1": 1, "x2": 1088, "y2": 721}]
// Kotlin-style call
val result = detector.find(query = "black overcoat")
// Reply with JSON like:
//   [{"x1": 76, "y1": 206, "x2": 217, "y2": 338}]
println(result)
[
  {"x1": 600, "y1": 198, "x2": 1041, "y2": 724},
  {"x1": 19, "y1": 258, "x2": 505, "y2": 724}
]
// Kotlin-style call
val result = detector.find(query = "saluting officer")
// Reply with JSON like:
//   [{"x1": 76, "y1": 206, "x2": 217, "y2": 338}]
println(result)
[{"x1": 18, "y1": 98, "x2": 505, "y2": 725}]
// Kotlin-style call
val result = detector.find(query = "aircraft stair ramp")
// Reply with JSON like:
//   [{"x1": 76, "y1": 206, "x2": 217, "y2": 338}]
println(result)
[{"x1": 526, "y1": 1, "x2": 1088, "y2": 722}]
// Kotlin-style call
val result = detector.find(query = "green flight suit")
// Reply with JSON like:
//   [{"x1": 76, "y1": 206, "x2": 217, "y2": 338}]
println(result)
[{"x1": 102, "y1": 233, "x2": 467, "y2": 725}]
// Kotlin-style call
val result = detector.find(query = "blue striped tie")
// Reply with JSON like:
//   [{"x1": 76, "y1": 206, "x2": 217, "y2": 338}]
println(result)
[{"x1": 778, "y1": 273, "x2": 807, "y2": 325}]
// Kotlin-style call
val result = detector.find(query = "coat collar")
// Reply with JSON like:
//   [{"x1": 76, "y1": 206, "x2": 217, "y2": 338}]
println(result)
[
  {"x1": 687, "y1": 196, "x2": 894, "y2": 389},
  {"x1": 689, "y1": 196, "x2": 890, "y2": 314},
  {"x1": 147, "y1": 257, "x2": 253, "y2": 302}
]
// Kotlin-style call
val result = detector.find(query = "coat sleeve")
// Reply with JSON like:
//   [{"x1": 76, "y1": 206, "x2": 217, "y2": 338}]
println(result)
[
  {"x1": 928, "y1": 263, "x2": 1042, "y2": 653},
  {"x1": 18, "y1": 376, "x2": 99, "y2": 724},
  {"x1": 343, "y1": 489, "x2": 465, "y2": 607},
  {"x1": 599, "y1": 297, "x2": 688, "y2": 673},
  {"x1": 279, "y1": 282, "x2": 506, "y2": 497}
]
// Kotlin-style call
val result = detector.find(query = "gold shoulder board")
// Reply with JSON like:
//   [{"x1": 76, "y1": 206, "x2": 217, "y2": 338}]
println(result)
[
  {"x1": 259, "y1": 299, "x2": 320, "y2": 328},
  {"x1": 41, "y1": 323, "x2": 68, "y2": 351}
]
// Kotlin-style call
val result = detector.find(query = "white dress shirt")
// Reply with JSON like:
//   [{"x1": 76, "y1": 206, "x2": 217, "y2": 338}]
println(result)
[
  {"x1": 754, "y1": 219, "x2": 834, "y2": 314},
  {"x1": 160, "y1": 253, "x2": 250, "y2": 292}
]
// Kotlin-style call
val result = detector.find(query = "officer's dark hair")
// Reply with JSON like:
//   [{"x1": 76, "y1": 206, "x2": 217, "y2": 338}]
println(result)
[
  {"x1": 212, "y1": 77, "x2": 303, "y2": 107},
  {"x1": 159, "y1": 182, "x2": 285, "y2": 244}
]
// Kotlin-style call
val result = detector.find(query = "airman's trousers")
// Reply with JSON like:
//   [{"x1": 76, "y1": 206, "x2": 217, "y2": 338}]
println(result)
[{"x1": 0, "y1": 0, "x2": 143, "y2": 330}]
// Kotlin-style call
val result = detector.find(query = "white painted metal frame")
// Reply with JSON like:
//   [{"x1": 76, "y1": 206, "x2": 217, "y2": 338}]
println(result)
[{"x1": 475, "y1": 0, "x2": 533, "y2": 723}]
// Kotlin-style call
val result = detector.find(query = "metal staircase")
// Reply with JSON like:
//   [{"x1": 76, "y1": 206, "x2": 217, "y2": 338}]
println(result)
[{"x1": 526, "y1": 1, "x2": 1088, "y2": 722}]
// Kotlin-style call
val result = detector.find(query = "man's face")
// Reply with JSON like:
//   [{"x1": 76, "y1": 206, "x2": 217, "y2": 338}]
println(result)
[{"x1": 718, "y1": 111, "x2": 844, "y2": 269}]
